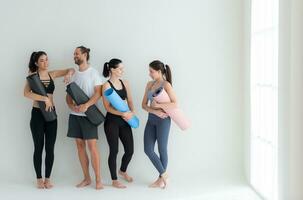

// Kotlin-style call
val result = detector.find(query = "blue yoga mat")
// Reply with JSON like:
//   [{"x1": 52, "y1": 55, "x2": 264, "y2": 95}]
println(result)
[{"x1": 104, "y1": 88, "x2": 139, "y2": 128}]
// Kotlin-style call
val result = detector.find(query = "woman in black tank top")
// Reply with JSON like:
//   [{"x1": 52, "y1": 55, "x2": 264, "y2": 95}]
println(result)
[
  {"x1": 24, "y1": 51, "x2": 75, "y2": 189},
  {"x1": 106, "y1": 79, "x2": 129, "y2": 126},
  {"x1": 101, "y1": 58, "x2": 135, "y2": 189}
]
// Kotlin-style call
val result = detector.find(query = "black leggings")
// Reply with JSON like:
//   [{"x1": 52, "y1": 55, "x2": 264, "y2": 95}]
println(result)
[
  {"x1": 104, "y1": 116, "x2": 134, "y2": 180},
  {"x1": 30, "y1": 107, "x2": 57, "y2": 179}
]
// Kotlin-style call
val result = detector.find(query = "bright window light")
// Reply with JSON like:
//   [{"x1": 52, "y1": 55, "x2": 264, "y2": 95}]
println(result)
[{"x1": 250, "y1": 0, "x2": 279, "y2": 199}]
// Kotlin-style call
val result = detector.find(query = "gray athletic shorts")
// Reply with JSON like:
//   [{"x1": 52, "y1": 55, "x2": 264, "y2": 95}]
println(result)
[{"x1": 67, "y1": 114, "x2": 98, "y2": 140}]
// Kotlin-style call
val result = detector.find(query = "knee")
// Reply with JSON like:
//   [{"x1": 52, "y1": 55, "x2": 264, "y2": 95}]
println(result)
[
  {"x1": 34, "y1": 144, "x2": 44, "y2": 154},
  {"x1": 109, "y1": 147, "x2": 118, "y2": 157},
  {"x1": 158, "y1": 147, "x2": 168, "y2": 157},
  {"x1": 34, "y1": 149, "x2": 43, "y2": 157},
  {"x1": 76, "y1": 140, "x2": 86, "y2": 151},
  {"x1": 87, "y1": 142, "x2": 98, "y2": 153},
  {"x1": 144, "y1": 146, "x2": 153, "y2": 156},
  {"x1": 45, "y1": 145, "x2": 55, "y2": 155},
  {"x1": 125, "y1": 147, "x2": 134, "y2": 157}
]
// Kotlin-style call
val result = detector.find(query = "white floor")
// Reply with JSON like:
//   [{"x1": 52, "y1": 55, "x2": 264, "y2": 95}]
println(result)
[{"x1": 0, "y1": 178, "x2": 262, "y2": 200}]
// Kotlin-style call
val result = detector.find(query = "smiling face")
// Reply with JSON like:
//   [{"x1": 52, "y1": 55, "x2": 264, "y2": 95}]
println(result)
[
  {"x1": 149, "y1": 67, "x2": 161, "y2": 80},
  {"x1": 110, "y1": 63, "x2": 124, "y2": 78},
  {"x1": 36, "y1": 54, "x2": 49, "y2": 71},
  {"x1": 74, "y1": 48, "x2": 86, "y2": 65}
]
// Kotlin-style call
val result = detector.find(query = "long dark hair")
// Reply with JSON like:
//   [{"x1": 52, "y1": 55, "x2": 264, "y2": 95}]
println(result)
[
  {"x1": 28, "y1": 51, "x2": 47, "y2": 73},
  {"x1": 149, "y1": 60, "x2": 172, "y2": 85},
  {"x1": 103, "y1": 58, "x2": 122, "y2": 77},
  {"x1": 77, "y1": 46, "x2": 90, "y2": 61}
]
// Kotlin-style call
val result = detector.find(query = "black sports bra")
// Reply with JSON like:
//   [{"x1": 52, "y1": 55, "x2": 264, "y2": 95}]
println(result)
[
  {"x1": 108, "y1": 79, "x2": 127, "y2": 100},
  {"x1": 38, "y1": 73, "x2": 55, "y2": 94}
]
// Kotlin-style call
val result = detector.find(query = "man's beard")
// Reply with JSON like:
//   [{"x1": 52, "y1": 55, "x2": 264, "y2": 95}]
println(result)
[{"x1": 74, "y1": 58, "x2": 83, "y2": 65}]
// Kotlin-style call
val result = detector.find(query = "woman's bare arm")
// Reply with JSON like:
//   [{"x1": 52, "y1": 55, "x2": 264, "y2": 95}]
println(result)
[
  {"x1": 142, "y1": 82, "x2": 161, "y2": 114},
  {"x1": 123, "y1": 80, "x2": 135, "y2": 112},
  {"x1": 23, "y1": 80, "x2": 48, "y2": 102},
  {"x1": 49, "y1": 68, "x2": 75, "y2": 79}
]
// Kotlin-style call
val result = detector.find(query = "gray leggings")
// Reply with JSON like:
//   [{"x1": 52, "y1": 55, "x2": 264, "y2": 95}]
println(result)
[{"x1": 144, "y1": 113, "x2": 171, "y2": 175}]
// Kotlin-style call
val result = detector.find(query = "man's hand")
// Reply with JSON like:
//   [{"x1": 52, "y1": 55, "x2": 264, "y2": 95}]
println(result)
[{"x1": 78, "y1": 103, "x2": 89, "y2": 113}]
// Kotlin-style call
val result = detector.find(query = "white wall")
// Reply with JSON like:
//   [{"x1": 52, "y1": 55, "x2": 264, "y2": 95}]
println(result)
[
  {"x1": 284, "y1": 0, "x2": 303, "y2": 200},
  {"x1": 243, "y1": 0, "x2": 251, "y2": 186},
  {"x1": 278, "y1": 0, "x2": 291, "y2": 199},
  {"x1": 0, "y1": 0, "x2": 246, "y2": 184}
]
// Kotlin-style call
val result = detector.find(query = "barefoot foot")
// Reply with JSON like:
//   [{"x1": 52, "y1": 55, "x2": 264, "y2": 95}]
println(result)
[
  {"x1": 44, "y1": 178, "x2": 53, "y2": 189},
  {"x1": 119, "y1": 170, "x2": 133, "y2": 182},
  {"x1": 160, "y1": 172, "x2": 169, "y2": 189},
  {"x1": 148, "y1": 178, "x2": 164, "y2": 188},
  {"x1": 112, "y1": 180, "x2": 126, "y2": 189},
  {"x1": 96, "y1": 180, "x2": 104, "y2": 190},
  {"x1": 36, "y1": 178, "x2": 44, "y2": 189},
  {"x1": 76, "y1": 179, "x2": 91, "y2": 188}
]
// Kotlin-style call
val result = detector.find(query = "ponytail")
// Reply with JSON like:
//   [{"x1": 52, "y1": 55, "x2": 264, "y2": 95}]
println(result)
[
  {"x1": 164, "y1": 64, "x2": 172, "y2": 85},
  {"x1": 28, "y1": 52, "x2": 37, "y2": 73},
  {"x1": 102, "y1": 58, "x2": 122, "y2": 78},
  {"x1": 103, "y1": 62, "x2": 110, "y2": 77}
]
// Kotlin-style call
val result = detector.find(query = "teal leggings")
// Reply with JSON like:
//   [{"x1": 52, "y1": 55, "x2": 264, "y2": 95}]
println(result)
[{"x1": 144, "y1": 113, "x2": 171, "y2": 175}]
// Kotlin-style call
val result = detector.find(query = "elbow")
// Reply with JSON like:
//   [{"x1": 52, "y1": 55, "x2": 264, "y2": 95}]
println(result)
[
  {"x1": 96, "y1": 91, "x2": 101, "y2": 98},
  {"x1": 104, "y1": 107, "x2": 110, "y2": 112},
  {"x1": 142, "y1": 104, "x2": 148, "y2": 111},
  {"x1": 66, "y1": 95, "x2": 71, "y2": 105},
  {"x1": 141, "y1": 101, "x2": 146, "y2": 109},
  {"x1": 128, "y1": 101, "x2": 134, "y2": 108},
  {"x1": 103, "y1": 104, "x2": 111, "y2": 112},
  {"x1": 24, "y1": 91, "x2": 29, "y2": 98}
]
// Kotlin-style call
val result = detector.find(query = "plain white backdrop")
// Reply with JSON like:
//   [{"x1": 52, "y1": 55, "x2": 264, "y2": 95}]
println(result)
[{"x1": 0, "y1": 0, "x2": 262, "y2": 199}]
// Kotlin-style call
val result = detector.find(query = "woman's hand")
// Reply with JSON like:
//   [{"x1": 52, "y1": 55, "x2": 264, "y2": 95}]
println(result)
[
  {"x1": 44, "y1": 97, "x2": 54, "y2": 112},
  {"x1": 153, "y1": 110, "x2": 168, "y2": 119},
  {"x1": 63, "y1": 68, "x2": 75, "y2": 84},
  {"x1": 122, "y1": 111, "x2": 134, "y2": 121},
  {"x1": 151, "y1": 100, "x2": 160, "y2": 109}
]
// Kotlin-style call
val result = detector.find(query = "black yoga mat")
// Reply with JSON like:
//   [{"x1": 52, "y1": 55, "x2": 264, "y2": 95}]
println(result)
[
  {"x1": 26, "y1": 73, "x2": 57, "y2": 122},
  {"x1": 66, "y1": 82, "x2": 105, "y2": 126}
]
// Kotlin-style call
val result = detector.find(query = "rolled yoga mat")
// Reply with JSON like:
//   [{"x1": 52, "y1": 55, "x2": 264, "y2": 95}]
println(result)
[
  {"x1": 104, "y1": 88, "x2": 139, "y2": 128},
  {"x1": 26, "y1": 73, "x2": 57, "y2": 122},
  {"x1": 66, "y1": 82, "x2": 105, "y2": 126},
  {"x1": 153, "y1": 87, "x2": 190, "y2": 131}
]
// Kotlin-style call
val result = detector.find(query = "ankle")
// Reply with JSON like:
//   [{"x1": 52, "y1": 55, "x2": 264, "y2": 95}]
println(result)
[{"x1": 160, "y1": 172, "x2": 168, "y2": 179}]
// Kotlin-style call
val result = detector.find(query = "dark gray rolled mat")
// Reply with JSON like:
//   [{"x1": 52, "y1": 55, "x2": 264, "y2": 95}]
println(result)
[
  {"x1": 26, "y1": 73, "x2": 57, "y2": 122},
  {"x1": 66, "y1": 82, "x2": 105, "y2": 126}
]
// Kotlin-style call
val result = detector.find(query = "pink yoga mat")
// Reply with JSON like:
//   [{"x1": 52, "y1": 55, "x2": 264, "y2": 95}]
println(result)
[{"x1": 153, "y1": 87, "x2": 190, "y2": 131}]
